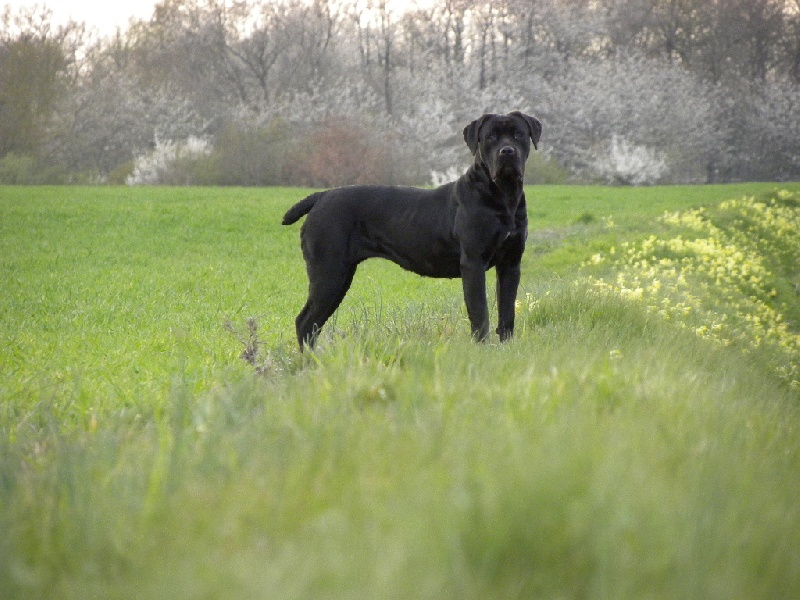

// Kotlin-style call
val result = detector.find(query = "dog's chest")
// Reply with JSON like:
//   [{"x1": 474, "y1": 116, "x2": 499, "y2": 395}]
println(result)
[{"x1": 477, "y1": 216, "x2": 518, "y2": 263}]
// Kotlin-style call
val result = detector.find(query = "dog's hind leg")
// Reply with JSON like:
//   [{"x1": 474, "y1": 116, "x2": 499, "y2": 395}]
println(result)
[{"x1": 296, "y1": 263, "x2": 357, "y2": 349}]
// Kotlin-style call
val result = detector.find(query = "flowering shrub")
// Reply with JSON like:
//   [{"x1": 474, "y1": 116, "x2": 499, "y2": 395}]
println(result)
[
  {"x1": 578, "y1": 191, "x2": 800, "y2": 386},
  {"x1": 126, "y1": 136, "x2": 212, "y2": 185},
  {"x1": 591, "y1": 134, "x2": 668, "y2": 185},
  {"x1": 430, "y1": 166, "x2": 463, "y2": 186}
]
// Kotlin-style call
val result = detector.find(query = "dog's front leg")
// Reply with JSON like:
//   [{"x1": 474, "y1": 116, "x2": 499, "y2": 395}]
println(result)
[
  {"x1": 496, "y1": 261, "x2": 521, "y2": 341},
  {"x1": 460, "y1": 258, "x2": 490, "y2": 341}
]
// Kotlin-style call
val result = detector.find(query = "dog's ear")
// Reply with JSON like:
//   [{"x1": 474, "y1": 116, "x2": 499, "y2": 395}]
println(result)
[
  {"x1": 463, "y1": 114, "x2": 494, "y2": 155},
  {"x1": 511, "y1": 111, "x2": 542, "y2": 150}
]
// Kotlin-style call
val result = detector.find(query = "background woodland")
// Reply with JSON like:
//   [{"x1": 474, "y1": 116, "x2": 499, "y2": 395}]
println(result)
[{"x1": 2, "y1": 0, "x2": 799, "y2": 185}]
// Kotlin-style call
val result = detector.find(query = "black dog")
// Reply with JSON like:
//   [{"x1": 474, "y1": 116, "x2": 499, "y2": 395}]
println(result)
[{"x1": 282, "y1": 111, "x2": 542, "y2": 349}]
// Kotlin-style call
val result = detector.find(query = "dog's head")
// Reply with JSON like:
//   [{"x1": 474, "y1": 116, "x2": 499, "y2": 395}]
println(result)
[{"x1": 463, "y1": 112, "x2": 542, "y2": 184}]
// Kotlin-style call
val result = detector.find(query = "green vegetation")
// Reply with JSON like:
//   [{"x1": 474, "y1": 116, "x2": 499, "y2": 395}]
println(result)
[{"x1": 1, "y1": 183, "x2": 799, "y2": 599}]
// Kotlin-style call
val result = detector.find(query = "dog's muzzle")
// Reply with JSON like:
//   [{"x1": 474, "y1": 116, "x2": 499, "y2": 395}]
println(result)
[{"x1": 490, "y1": 146, "x2": 524, "y2": 182}]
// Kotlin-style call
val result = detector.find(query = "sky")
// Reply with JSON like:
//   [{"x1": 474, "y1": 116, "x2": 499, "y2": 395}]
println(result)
[
  {"x1": 3, "y1": 0, "x2": 157, "y2": 34},
  {"x1": 3, "y1": 0, "x2": 430, "y2": 36}
]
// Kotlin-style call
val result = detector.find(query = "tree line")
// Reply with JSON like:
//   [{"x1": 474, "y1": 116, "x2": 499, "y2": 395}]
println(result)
[{"x1": 1, "y1": 0, "x2": 799, "y2": 185}]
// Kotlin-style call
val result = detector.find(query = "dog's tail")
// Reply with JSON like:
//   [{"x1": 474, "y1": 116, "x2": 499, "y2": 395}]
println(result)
[{"x1": 282, "y1": 192, "x2": 325, "y2": 225}]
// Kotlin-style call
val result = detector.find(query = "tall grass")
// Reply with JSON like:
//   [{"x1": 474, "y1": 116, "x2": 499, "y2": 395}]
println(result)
[{"x1": 1, "y1": 184, "x2": 799, "y2": 599}]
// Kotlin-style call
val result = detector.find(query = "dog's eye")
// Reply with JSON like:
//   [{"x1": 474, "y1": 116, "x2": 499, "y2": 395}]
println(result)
[
  {"x1": 486, "y1": 133, "x2": 498, "y2": 142},
  {"x1": 514, "y1": 131, "x2": 525, "y2": 140}
]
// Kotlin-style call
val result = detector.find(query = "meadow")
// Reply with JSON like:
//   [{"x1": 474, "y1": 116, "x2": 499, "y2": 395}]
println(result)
[{"x1": 1, "y1": 183, "x2": 799, "y2": 599}]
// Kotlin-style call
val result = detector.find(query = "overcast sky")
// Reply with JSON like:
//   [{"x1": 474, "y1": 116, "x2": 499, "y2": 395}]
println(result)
[
  {"x1": 3, "y1": 0, "x2": 157, "y2": 34},
  {"x1": 3, "y1": 0, "x2": 430, "y2": 36}
]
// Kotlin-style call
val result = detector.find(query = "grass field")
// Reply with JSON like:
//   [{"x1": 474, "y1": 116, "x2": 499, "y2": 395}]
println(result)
[{"x1": 1, "y1": 183, "x2": 799, "y2": 599}]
